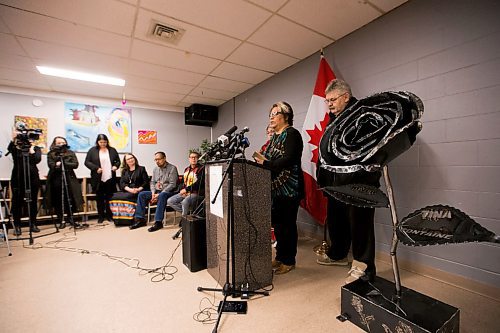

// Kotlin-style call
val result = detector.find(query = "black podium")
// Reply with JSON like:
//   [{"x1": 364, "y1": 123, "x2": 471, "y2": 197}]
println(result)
[{"x1": 205, "y1": 159, "x2": 272, "y2": 291}]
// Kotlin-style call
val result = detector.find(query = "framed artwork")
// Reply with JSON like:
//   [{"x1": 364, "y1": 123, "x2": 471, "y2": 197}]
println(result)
[
  {"x1": 64, "y1": 102, "x2": 132, "y2": 152},
  {"x1": 138, "y1": 130, "x2": 157, "y2": 144}
]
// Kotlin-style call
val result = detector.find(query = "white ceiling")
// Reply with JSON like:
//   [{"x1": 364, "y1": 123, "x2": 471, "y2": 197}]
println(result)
[{"x1": 0, "y1": 0, "x2": 407, "y2": 109}]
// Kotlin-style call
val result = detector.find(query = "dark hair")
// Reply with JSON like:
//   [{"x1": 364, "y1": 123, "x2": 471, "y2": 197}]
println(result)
[
  {"x1": 95, "y1": 133, "x2": 112, "y2": 148},
  {"x1": 271, "y1": 101, "x2": 294, "y2": 126},
  {"x1": 121, "y1": 153, "x2": 140, "y2": 172},
  {"x1": 49, "y1": 136, "x2": 68, "y2": 151},
  {"x1": 155, "y1": 151, "x2": 166, "y2": 159}
]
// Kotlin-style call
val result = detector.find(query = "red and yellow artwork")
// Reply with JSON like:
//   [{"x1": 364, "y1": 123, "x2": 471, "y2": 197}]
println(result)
[
  {"x1": 14, "y1": 115, "x2": 48, "y2": 153},
  {"x1": 138, "y1": 130, "x2": 157, "y2": 144}
]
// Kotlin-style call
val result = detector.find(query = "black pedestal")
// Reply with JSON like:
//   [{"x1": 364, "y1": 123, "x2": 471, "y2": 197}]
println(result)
[
  {"x1": 340, "y1": 277, "x2": 459, "y2": 333},
  {"x1": 181, "y1": 215, "x2": 207, "y2": 272}
]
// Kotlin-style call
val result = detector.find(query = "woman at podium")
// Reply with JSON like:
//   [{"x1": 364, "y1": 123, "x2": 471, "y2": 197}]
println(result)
[{"x1": 254, "y1": 101, "x2": 304, "y2": 275}]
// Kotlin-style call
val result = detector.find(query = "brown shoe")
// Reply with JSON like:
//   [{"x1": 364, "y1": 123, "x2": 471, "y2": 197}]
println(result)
[
  {"x1": 274, "y1": 264, "x2": 295, "y2": 275},
  {"x1": 271, "y1": 260, "x2": 282, "y2": 270}
]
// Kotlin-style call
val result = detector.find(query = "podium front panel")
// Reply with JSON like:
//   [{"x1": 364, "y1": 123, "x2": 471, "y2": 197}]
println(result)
[{"x1": 205, "y1": 159, "x2": 272, "y2": 290}]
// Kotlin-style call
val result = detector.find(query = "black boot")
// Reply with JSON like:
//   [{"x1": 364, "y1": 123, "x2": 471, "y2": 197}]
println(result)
[
  {"x1": 148, "y1": 221, "x2": 163, "y2": 232},
  {"x1": 30, "y1": 223, "x2": 40, "y2": 233},
  {"x1": 14, "y1": 225, "x2": 22, "y2": 236},
  {"x1": 129, "y1": 217, "x2": 146, "y2": 230}
]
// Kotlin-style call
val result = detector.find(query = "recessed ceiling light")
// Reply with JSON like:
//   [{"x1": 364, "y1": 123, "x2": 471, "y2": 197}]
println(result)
[{"x1": 36, "y1": 66, "x2": 125, "y2": 86}]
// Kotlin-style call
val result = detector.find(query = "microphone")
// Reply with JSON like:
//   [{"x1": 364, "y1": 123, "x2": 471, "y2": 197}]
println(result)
[
  {"x1": 217, "y1": 125, "x2": 238, "y2": 147},
  {"x1": 238, "y1": 126, "x2": 250, "y2": 135},
  {"x1": 0, "y1": 149, "x2": 3, "y2": 158}
]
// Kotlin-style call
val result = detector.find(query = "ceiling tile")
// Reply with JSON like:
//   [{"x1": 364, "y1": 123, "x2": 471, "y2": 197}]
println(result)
[
  {"x1": 0, "y1": 33, "x2": 27, "y2": 56},
  {"x1": 226, "y1": 42, "x2": 297, "y2": 72},
  {"x1": 199, "y1": 76, "x2": 253, "y2": 93},
  {"x1": 190, "y1": 86, "x2": 237, "y2": 100},
  {"x1": 45, "y1": 76, "x2": 124, "y2": 100},
  {"x1": 0, "y1": 0, "x2": 136, "y2": 36},
  {"x1": 0, "y1": 67, "x2": 49, "y2": 85},
  {"x1": 134, "y1": 9, "x2": 241, "y2": 60},
  {"x1": 0, "y1": 6, "x2": 131, "y2": 57},
  {"x1": 125, "y1": 75, "x2": 194, "y2": 95},
  {"x1": 0, "y1": 17, "x2": 9, "y2": 33},
  {"x1": 131, "y1": 39, "x2": 221, "y2": 74},
  {"x1": 0, "y1": 52, "x2": 35, "y2": 71},
  {"x1": 126, "y1": 60, "x2": 206, "y2": 86},
  {"x1": 279, "y1": 0, "x2": 381, "y2": 40},
  {"x1": 19, "y1": 38, "x2": 128, "y2": 76},
  {"x1": 182, "y1": 95, "x2": 225, "y2": 106},
  {"x1": 140, "y1": 0, "x2": 271, "y2": 39},
  {"x1": 248, "y1": 15, "x2": 333, "y2": 58},
  {"x1": 369, "y1": 0, "x2": 407, "y2": 12},
  {"x1": 124, "y1": 86, "x2": 185, "y2": 105},
  {"x1": 212, "y1": 62, "x2": 273, "y2": 84},
  {"x1": 0, "y1": 79, "x2": 50, "y2": 91},
  {"x1": 246, "y1": 0, "x2": 288, "y2": 12}
]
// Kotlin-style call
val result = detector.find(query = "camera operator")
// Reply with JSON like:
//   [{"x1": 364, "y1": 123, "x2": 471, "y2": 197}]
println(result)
[
  {"x1": 7, "y1": 126, "x2": 42, "y2": 236},
  {"x1": 46, "y1": 136, "x2": 83, "y2": 229}
]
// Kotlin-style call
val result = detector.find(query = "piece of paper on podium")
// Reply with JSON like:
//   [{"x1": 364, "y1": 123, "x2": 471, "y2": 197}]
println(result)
[{"x1": 209, "y1": 165, "x2": 224, "y2": 218}]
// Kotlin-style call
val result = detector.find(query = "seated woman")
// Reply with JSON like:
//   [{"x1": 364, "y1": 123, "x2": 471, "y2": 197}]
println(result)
[{"x1": 109, "y1": 153, "x2": 149, "y2": 225}]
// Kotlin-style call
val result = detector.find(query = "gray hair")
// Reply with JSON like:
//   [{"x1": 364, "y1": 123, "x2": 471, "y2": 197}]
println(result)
[{"x1": 325, "y1": 79, "x2": 352, "y2": 97}]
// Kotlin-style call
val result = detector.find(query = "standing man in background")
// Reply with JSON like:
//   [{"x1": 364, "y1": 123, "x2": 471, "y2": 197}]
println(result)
[{"x1": 316, "y1": 79, "x2": 381, "y2": 283}]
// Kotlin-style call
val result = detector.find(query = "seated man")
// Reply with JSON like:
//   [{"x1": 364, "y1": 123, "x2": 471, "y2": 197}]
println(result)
[
  {"x1": 167, "y1": 151, "x2": 204, "y2": 216},
  {"x1": 130, "y1": 151, "x2": 179, "y2": 232}
]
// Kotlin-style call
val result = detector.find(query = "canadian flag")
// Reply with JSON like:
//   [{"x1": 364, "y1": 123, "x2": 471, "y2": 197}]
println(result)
[{"x1": 300, "y1": 55, "x2": 336, "y2": 224}]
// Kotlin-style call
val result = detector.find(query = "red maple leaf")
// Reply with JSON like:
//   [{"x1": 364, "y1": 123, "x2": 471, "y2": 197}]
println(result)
[{"x1": 306, "y1": 112, "x2": 330, "y2": 163}]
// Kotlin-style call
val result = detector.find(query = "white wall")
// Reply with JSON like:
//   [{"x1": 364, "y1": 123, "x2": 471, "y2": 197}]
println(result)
[
  {"x1": 215, "y1": 0, "x2": 500, "y2": 288},
  {"x1": 0, "y1": 91, "x2": 211, "y2": 179}
]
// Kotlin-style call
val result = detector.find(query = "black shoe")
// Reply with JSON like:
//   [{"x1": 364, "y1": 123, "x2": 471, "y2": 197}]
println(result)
[
  {"x1": 58, "y1": 222, "x2": 66, "y2": 229},
  {"x1": 30, "y1": 224, "x2": 40, "y2": 233},
  {"x1": 106, "y1": 216, "x2": 113, "y2": 222},
  {"x1": 148, "y1": 221, "x2": 163, "y2": 232},
  {"x1": 129, "y1": 218, "x2": 146, "y2": 230},
  {"x1": 14, "y1": 226, "x2": 22, "y2": 236},
  {"x1": 97, "y1": 217, "x2": 105, "y2": 224},
  {"x1": 73, "y1": 222, "x2": 83, "y2": 229}
]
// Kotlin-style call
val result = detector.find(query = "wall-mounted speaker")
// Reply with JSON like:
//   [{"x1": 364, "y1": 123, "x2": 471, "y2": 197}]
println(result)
[{"x1": 185, "y1": 104, "x2": 218, "y2": 127}]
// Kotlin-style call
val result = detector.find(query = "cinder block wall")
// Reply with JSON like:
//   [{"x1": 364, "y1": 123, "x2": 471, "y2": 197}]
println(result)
[{"x1": 217, "y1": 0, "x2": 500, "y2": 288}]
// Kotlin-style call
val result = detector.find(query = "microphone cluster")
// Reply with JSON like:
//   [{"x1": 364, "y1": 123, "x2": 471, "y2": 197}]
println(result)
[{"x1": 201, "y1": 125, "x2": 251, "y2": 162}]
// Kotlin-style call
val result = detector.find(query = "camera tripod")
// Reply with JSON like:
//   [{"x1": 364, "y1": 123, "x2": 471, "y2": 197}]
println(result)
[
  {"x1": 56, "y1": 152, "x2": 85, "y2": 233},
  {"x1": 197, "y1": 134, "x2": 269, "y2": 333},
  {"x1": 0, "y1": 182, "x2": 13, "y2": 256},
  {"x1": 11, "y1": 144, "x2": 59, "y2": 245}
]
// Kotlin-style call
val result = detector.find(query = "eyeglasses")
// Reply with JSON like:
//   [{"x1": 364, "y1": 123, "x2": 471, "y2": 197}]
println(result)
[
  {"x1": 324, "y1": 93, "x2": 346, "y2": 105},
  {"x1": 269, "y1": 111, "x2": 283, "y2": 118}
]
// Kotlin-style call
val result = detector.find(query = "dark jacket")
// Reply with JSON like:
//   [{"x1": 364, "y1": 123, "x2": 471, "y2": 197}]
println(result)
[
  {"x1": 46, "y1": 148, "x2": 84, "y2": 211},
  {"x1": 84, "y1": 146, "x2": 121, "y2": 191},
  {"x1": 119, "y1": 166, "x2": 150, "y2": 191},
  {"x1": 7, "y1": 141, "x2": 41, "y2": 189}
]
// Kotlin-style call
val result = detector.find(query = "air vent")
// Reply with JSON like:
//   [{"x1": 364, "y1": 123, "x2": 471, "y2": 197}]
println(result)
[{"x1": 150, "y1": 21, "x2": 185, "y2": 45}]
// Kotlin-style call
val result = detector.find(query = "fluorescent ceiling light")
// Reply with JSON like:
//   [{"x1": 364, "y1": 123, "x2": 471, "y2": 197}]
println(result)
[{"x1": 36, "y1": 66, "x2": 125, "y2": 86}]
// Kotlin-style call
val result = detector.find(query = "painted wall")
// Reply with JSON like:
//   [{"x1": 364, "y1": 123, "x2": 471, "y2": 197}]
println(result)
[
  {"x1": 0, "y1": 91, "x2": 211, "y2": 179},
  {"x1": 216, "y1": 0, "x2": 500, "y2": 287}
]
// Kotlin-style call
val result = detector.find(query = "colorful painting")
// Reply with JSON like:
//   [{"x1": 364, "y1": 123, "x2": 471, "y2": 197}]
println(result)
[
  {"x1": 64, "y1": 103, "x2": 132, "y2": 152},
  {"x1": 138, "y1": 130, "x2": 157, "y2": 144},
  {"x1": 14, "y1": 115, "x2": 48, "y2": 153}
]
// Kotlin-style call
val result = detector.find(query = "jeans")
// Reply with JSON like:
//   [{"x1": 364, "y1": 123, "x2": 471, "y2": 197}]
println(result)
[
  {"x1": 134, "y1": 191, "x2": 175, "y2": 222},
  {"x1": 166, "y1": 193, "x2": 201, "y2": 216}
]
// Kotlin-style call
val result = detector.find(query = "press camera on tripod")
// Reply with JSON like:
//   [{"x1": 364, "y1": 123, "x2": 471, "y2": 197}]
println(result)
[{"x1": 14, "y1": 122, "x2": 42, "y2": 151}]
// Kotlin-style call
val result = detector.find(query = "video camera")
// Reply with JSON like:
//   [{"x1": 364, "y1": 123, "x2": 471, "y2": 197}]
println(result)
[{"x1": 15, "y1": 121, "x2": 42, "y2": 149}]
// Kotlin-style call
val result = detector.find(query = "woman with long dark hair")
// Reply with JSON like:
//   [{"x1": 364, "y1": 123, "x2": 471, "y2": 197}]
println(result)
[
  {"x1": 46, "y1": 136, "x2": 83, "y2": 229},
  {"x1": 84, "y1": 134, "x2": 120, "y2": 223}
]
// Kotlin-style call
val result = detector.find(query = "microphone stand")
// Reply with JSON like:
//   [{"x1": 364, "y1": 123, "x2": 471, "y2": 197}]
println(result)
[
  {"x1": 197, "y1": 133, "x2": 268, "y2": 333},
  {"x1": 0, "y1": 182, "x2": 13, "y2": 256}
]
